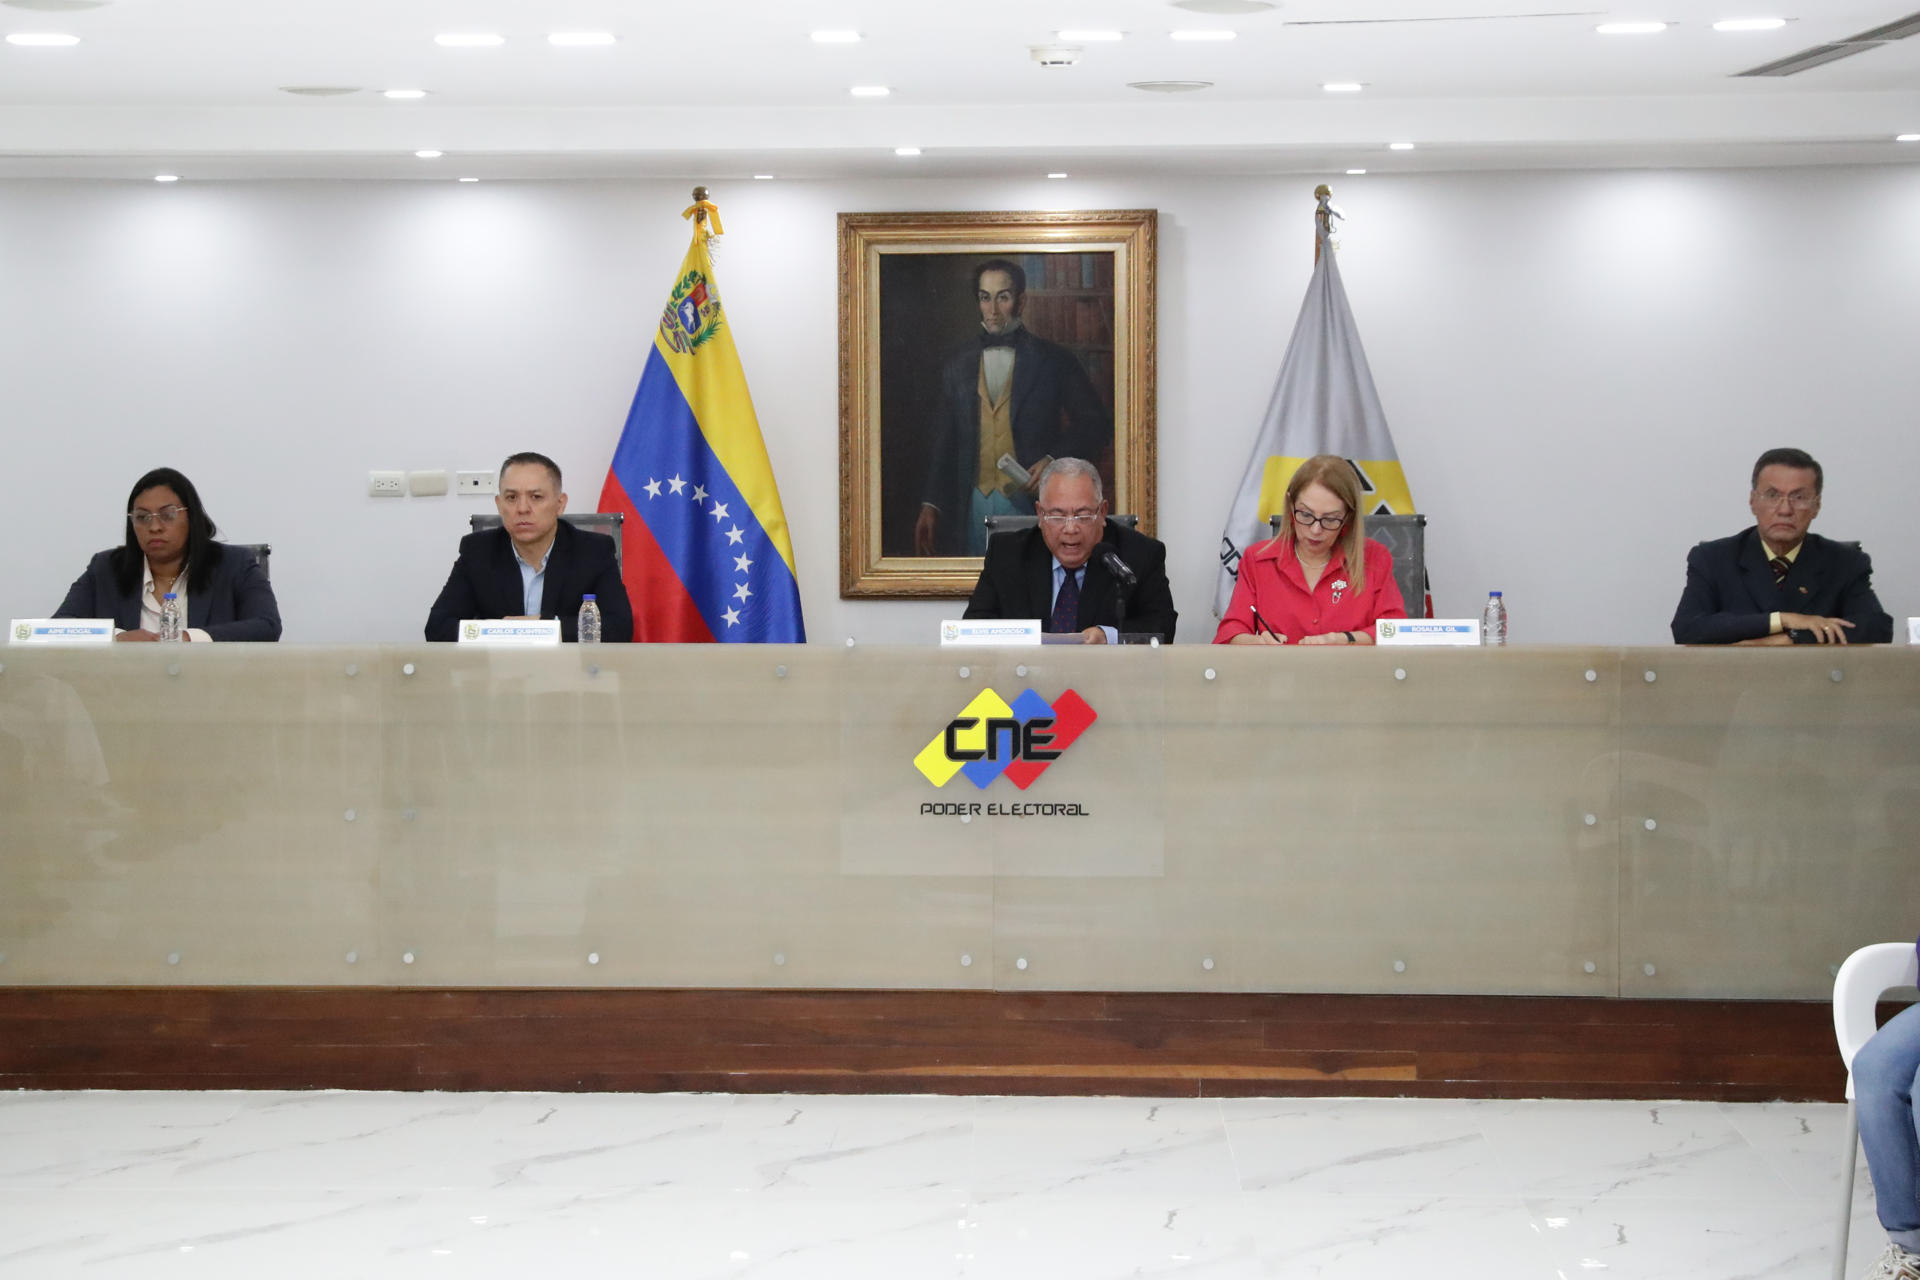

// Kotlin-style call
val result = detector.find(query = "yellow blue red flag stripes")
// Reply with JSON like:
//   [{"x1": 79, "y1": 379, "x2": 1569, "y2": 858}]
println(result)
[{"x1": 599, "y1": 202, "x2": 805, "y2": 643}]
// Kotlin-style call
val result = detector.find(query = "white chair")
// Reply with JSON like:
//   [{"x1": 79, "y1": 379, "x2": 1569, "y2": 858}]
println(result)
[{"x1": 1832, "y1": 942, "x2": 1920, "y2": 1280}]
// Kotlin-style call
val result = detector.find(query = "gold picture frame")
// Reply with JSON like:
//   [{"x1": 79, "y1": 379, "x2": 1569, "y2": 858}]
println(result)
[{"x1": 838, "y1": 209, "x2": 1157, "y2": 598}]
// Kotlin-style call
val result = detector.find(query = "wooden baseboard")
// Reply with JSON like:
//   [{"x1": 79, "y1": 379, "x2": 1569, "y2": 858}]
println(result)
[{"x1": 0, "y1": 987, "x2": 1850, "y2": 1100}]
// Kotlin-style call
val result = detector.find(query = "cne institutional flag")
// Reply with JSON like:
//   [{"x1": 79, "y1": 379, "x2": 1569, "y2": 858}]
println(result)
[
  {"x1": 599, "y1": 200, "x2": 805, "y2": 643},
  {"x1": 1214, "y1": 188, "x2": 1417, "y2": 616}
]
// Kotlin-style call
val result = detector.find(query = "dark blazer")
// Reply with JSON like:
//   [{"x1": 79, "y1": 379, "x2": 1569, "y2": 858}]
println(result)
[
  {"x1": 425, "y1": 520, "x2": 633, "y2": 642},
  {"x1": 54, "y1": 544, "x2": 281, "y2": 641},
  {"x1": 964, "y1": 518, "x2": 1178, "y2": 641},
  {"x1": 1671, "y1": 528, "x2": 1893, "y2": 645},
  {"x1": 922, "y1": 327, "x2": 1112, "y2": 555}
]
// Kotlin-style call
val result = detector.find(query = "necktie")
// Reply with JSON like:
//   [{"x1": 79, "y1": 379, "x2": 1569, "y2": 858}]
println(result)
[
  {"x1": 980, "y1": 330, "x2": 1017, "y2": 349},
  {"x1": 1050, "y1": 567, "x2": 1081, "y2": 634},
  {"x1": 1770, "y1": 556, "x2": 1790, "y2": 587}
]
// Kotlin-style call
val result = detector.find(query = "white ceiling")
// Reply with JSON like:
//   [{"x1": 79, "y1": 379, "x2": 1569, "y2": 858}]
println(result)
[{"x1": 1, "y1": 0, "x2": 1916, "y2": 178}]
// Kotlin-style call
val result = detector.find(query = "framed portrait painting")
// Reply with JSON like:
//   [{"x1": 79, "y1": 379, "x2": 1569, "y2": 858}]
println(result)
[{"x1": 838, "y1": 209, "x2": 1157, "y2": 597}]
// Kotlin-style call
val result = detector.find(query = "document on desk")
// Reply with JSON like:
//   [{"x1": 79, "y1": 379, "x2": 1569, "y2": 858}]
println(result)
[{"x1": 10, "y1": 619, "x2": 113, "y2": 645}]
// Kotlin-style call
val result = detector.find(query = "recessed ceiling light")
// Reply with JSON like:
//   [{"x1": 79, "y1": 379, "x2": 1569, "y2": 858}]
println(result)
[
  {"x1": 153, "y1": 174, "x2": 179, "y2": 183},
  {"x1": 1047, "y1": 172, "x2": 1069, "y2": 179},
  {"x1": 753, "y1": 173, "x2": 775, "y2": 180},
  {"x1": 894, "y1": 146, "x2": 921, "y2": 156},
  {"x1": 548, "y1": 32, "x2": 615, "y2": 46},
  {"x1": 1388, "y1": 141, "x2": 1415, "y2": 151},
  {"x1": 850, "y1": 85, "x2": 890, "y2": 97},
  {"x1": 1171, "y1": 28, "x2": 1237, "y2": 40},
  {"x1": 434, "y1": 32, "x2": 504, "y2": 48},
  {"x1": 1712, "y1": 17, "x2": 1786, "y2": 31},
  {"x1": 1058, "y1": 29, "x2": 1124, "y2": 41},
  {"x1": 1127, "y1": 80, "x2": 1213, "y2": 93},
  {"x1": 5, "y1": 31, "x2": 79, "y2": 45},
  {"x1": 2, "y1": 0, "x2": 111, "y2": 10},
  {"x1": 1346, "y1": 168, "x2": 1367, "y2": 175},
  {"x1": 810, "y1": 29, "x2": 860, "y2": 43},
  {"x1": 1898, "y1": 133, "x2": 1920, "y2": 143},
  {"x1": 1595, "y1": 22, "x2": 1668, "y2": 34},
  {"x1": 458, "y1": 177, "x2": 478, "y2": 183},
  {"x1": 382, "y1": 88, "x2": 427, "y2": 100},
  {"x1": 280, "y1": 86, "x2": 362, "y2": 97},
  {"x1": 1172, "y1": 0, "x2": 1274, "y2": 12},
  {"x1": 415, "y1": 149, "x2": 443, "y2": 159},
  {"x1": 1322, "y1": 82, "x2": 1364, "y2": 93}
]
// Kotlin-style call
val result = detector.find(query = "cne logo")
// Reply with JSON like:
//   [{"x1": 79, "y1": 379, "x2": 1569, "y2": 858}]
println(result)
[
  {"x1": 13, "y1": 623, "x2": 28, "y2": 641},
  {"x1": 914, "y1": 687, "x2": 1097, "y2": 790}
]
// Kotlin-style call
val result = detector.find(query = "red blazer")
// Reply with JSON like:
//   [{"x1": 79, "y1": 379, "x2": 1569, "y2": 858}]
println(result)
[{"x1": 1213, "y1": 536, "x2": 1406, "y2": 644}]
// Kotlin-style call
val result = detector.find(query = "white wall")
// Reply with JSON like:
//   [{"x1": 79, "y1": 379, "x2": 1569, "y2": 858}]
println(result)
[{"x1": 4, "y1": 165, "x2": 1916, "y2": 645}]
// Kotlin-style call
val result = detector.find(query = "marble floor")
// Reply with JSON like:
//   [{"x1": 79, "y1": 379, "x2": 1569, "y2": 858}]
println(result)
[{"x1": 0, "y1": 1090, "x2": 1886, "y2": 1279}]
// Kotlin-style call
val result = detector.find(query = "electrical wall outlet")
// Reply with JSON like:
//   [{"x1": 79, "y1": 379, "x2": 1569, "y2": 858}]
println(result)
[
  {"x1": 455, "y1": 470, "x2": 496, "y2": 495},
  {"x1": 409, "y1": 470, "x2": 450, "y2": 497},
  {"x1": 368, "y1": 470, "x2": 405, "y2": 497}
]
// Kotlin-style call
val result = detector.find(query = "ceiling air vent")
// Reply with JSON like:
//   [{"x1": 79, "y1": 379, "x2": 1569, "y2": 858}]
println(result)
[{"x1": 1735, "y1": 9, "x2": 1920, "y2": 76}]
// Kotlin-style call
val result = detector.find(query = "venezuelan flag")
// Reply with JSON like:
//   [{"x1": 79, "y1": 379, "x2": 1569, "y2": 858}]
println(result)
[{"x1": 599, "y1": 202, "x2": 805, "y2": 642}]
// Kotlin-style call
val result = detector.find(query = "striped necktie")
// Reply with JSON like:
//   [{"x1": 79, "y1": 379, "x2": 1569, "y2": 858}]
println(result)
[
  {"x1": 1770, "y1": 556, "x2": 1790, "y2": 587},
  {"x1": 1050, "y1": 567, "x2": 1081, "y2": 634}
]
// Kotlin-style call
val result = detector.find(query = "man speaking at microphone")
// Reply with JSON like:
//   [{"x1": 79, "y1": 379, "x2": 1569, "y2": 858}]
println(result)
[{"x1": 962, "y1": 457, "x2": 1177, "y2": 643}]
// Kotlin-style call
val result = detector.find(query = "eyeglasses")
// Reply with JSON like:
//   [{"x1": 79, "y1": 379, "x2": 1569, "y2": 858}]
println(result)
[
  {"x1": 1038, "y1": 510, "x2": 1102, "y2": 528},
  {"x1": 1292, "y1": 507, "x2": 1348, "y2": 532},
  {"x1": 128, "y1": 506, "x2": 186, "y2": 529},
  {"x1": 1753, "y1": 489, "x2": 1818, "y2": 511}
]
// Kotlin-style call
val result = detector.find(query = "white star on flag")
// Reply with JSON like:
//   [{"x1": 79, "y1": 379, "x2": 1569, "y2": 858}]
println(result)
[
  {"x1": 643, "y1": 478, "x2": 662, "y2": 499},
  {"x1": 725, "y1": 526, "x2": 744, "y2": 545},
  {"x1": 721, "y1": 607, "x2": 741, "y2": 628},
  {"x1": 710, "y1": 501, "x2": 729, "y2": 522},
  {"x1": 733, "y1": 553, "x2": 752, "y2": 573},
  {"x1": 667, "y1": 475, "x2": 686, "y2": 495},
  {"x1": 734, "y1": 583, "x2": 753, "y2": 602},
  {"x1": 692, "y1": 484, "x2": 709, "y2": 504}
]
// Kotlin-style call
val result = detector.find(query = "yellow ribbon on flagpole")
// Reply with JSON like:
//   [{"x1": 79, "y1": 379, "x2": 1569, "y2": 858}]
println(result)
[{"x1": 684, "y1": 186, "x2": 724, "y2": 242}]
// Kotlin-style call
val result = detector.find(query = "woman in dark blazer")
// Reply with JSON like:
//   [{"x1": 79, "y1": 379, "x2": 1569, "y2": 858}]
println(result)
[{"x1": 54, "y1": 467, "x2": 281, "y2": 642}]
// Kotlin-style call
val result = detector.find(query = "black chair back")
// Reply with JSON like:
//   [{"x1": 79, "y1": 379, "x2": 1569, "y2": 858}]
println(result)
[{"x1": 234, "y1": 543, "x2": 272, "y2": 582}]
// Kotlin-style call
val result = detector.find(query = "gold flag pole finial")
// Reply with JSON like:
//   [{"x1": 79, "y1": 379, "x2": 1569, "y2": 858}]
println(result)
[{"x1": 683, "y1": 185, "x2": 725, "y2": 242}]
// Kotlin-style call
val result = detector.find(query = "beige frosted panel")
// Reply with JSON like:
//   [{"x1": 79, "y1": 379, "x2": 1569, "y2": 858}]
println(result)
[
  {"x1": 0, "y1": 647, "x2": 385, "y2": 983},
  {"x1": 996, "y1": 648, "x2": 1622, "y2": 994},
  {"x1": 1619, "y1": 648, "x2": 1920, "y2": 998}
]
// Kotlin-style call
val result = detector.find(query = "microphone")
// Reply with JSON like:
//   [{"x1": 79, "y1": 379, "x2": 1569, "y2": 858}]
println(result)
[{"x1": 1100, "y1": 547, "x2": 1137, "y2": 588}]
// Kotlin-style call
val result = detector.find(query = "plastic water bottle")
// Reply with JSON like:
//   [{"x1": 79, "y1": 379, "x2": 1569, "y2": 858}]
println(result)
[
  {"x1": 157, "y1": 592, "x2": 183, "y2": 643},
  {"x1": 577, "y1": 594, "x2": 602, "y2": 645},
  {"x1": 1482, "y1": 591, "x2": 1508, "y2": 647}
]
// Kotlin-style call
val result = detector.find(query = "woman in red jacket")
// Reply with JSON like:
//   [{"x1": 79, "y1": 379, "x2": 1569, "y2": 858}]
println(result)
[{"x1": 1214, "y1": 453, "x2": 1407, "y2": 646}]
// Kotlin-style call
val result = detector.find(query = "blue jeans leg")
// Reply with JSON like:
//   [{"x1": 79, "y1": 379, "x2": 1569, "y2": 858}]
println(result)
[{"x1": 1855, "y1": 1000, "x2": 1920, "y2": 1250}]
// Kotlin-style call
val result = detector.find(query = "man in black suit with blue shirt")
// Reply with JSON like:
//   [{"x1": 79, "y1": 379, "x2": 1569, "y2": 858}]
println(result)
[
  {"x1": 425, "y1": 452, "x2": 633, "y2": 643},
  {"x1": 1671, "y1": 447, "x2": 1892, "y2": 646}
]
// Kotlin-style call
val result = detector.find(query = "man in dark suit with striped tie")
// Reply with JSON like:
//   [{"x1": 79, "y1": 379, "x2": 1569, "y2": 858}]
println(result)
[
  {"x1": 962, "y1": 457, "x2": 1177, "y2": 643},
  {"x1": 1671, "y1": 447, "x2": 1892, "y2": 646}
]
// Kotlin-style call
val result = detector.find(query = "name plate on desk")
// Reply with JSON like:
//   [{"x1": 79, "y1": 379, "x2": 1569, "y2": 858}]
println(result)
[
  {"x1": 10, "y1": 618, "x2": 113, "y2": 645},
  {"x1": 458, "y1": 619, "x2": 562, "y2": 646},
  {"x1": 1376, "y1": 618, "x2": 1481, "y2": 646},
  {"x1": 939, "y1": 619, "x2": 1042, "y2": 647},
  {"x1": 1909, "y1": 618, "x2": 1919, "y2": 645}
]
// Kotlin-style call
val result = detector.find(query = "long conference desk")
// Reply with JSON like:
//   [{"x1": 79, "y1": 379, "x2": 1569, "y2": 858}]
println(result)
[{"x1": 3, "y1": 643, "x2": 1915, "y2": 1005}]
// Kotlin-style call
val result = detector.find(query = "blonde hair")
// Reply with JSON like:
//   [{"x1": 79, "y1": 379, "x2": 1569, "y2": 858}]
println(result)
[{"x1": 1271, "y1": 454, "x2": 1367, "y2": 590}]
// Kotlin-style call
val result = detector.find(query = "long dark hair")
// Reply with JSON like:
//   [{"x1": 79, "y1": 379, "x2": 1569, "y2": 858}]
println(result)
[{"x1": 110, "y1": 467, "x2": 224, "y2": 596}]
